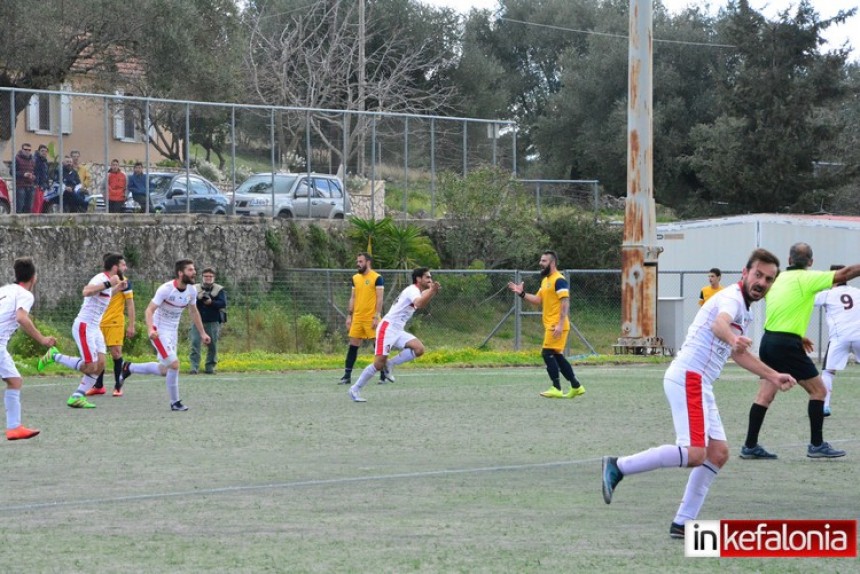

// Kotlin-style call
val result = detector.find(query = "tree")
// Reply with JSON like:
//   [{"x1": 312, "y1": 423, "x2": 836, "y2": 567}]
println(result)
[
  {"x1": 243, "y1": 0, "x2": 460, "y2": 173},
  {"x1": 0, "y1": 0, "x2": 143, "y2": 165},
  {"x1": 686, "y1": 0, "x2": 855, "y2": 214}
]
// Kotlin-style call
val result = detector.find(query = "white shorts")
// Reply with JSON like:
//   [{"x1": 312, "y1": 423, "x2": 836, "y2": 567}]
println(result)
[
  {"x1": 150, "y1": 328, "x2": 178, "y2": 366},
  {"x1": 72, "y1": 318, "x2": 106, "y2": 364},
  {"x1": 823, "y1": 338, "x2": 860, "y2": 371},
  {"x1": 374, "y1": 320, "x2": 416, "y2": 357},
  {"x1": 0, "y1": 348, "x2": 21, "y2": 379},
  {"x1": 664, "y1": 367, "x2": 725, "y2": 448}
]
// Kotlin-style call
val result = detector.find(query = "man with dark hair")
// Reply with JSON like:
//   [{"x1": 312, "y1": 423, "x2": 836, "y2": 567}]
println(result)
[
  {"x1": 348, "y1": 267, "x2": 440, "y2": 402},
  {"x1": 507, "y1": 250, "x2": 585, "y2": 399},
  {"x1": 1, "y1": 258, "x2": 57, "y2": 439},
  {"x1": 699, "y1": 268, "x2": 724, "y2": 306},
  {"x1": 602, "y1": 249, "x2": 795, "y2": 539},
  {"x1": 88, "y1": 255, "x2": 136, "y2": 397},
  {"x1": 119, "y1": 259, "x2": 210, "y2": 411},
  {"x1": 339, "y1": 252, "x2": 384, "y2": 385},
  {"x1": 189, "y1": 267, "x2": 226, "y2": 375},
  {"x1": 741, "y1": 242, "x2": 860, "y2": 460},
  {"x1": 14, "y1": 143, "x2": 35, "y2": 213},
  {"x1": 38, "y1": 253, "x2": 127, "y2": 409},
  {"x1": 127, "y1": 162, "x2": 148, "y2": 211}
]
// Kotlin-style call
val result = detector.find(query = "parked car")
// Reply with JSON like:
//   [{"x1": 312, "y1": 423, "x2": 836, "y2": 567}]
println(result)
[
  {"x1": 0, "y1": 179, "x2": 9, "y2": 214},
  {"x1": 232, "y1": 173, "x2": 350, "y2": 219},
  {"x1": 128, "y1": 172, "x2": 231, "y2": 215}
]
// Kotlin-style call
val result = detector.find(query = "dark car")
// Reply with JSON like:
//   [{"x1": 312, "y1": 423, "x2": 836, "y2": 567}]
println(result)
[
  {"x1": 128, "y1": 172, "x2": 231, "y2": 215},
  {"x1": 0, "y1": 179, "x2": 9, "y2": 214}
]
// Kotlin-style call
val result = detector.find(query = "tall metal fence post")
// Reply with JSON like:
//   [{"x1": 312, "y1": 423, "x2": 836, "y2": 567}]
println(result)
[
  {"x1": 514, "y1": 269, "x2": 522, "y2": 351},
  {"x1": 430, "y1": 117, "x2": 436, "y2": 218},
  {"x1": 462, "y1": 119, "x2": 468, "y2": 176},
  {"x1": 403, "y1": 117, "x2": 408, "y2": 214}
]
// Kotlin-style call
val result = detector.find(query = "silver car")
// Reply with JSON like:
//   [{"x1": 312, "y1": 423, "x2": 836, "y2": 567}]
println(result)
[{"x1": 233, "y1": 173, "x2": 350, "y2": 219}]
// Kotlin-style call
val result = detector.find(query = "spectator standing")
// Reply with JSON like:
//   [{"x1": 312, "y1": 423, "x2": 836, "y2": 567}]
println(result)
[
  {"x1": 127, "y1": 162, "x2": 148, "y2": 211},
  {"x1": 1, "y1": 258, "x2": 57, "y2": 440},
  {"x1": 70, "y1": 150, "x2": 91, "y2": 191},
  {"x1": 189, "y1": 267, "x2": 226, "y2": 375},
  {"x1": 698, "y1": 268, "x2": 724, "y2": 306},
  {"x1": 106, "y1": 159, "x2": 127, "y2": 213},
  {"x1": 339, "y1": 252, "x2": 384, "y2": 385},
  {"x1": 507, "y1": 250, "x2": 586, "y2": 399},
  {"x1": 119, "y1": 259, "x2": 210, "y2": 411},
  {"x1": 14, "y1": 143, "x2": 35, "y2": 213},
  {"x1": 32, "y1": 145, "x2": 50, "y2": 212}
]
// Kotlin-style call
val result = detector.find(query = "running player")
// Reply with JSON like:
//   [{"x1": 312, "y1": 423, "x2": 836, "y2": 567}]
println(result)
[
  {"x1": 38, "y1": 253, "x2": 127, "y2": 409},
  {"x1": 348, "y1": 267, "x2": 440, "y2": 402},
  {"x1": 601, "y1": 249, "x2": 795, "y2": 539},
  {"x1": 339, "y1": 252, "x2": 384, "y2": 385},
  {"x1": 813, "y1": 264, "x2": 860, "y2": 417},
  {"x1": 118, "y1": 259, "x2": 210, "y2": 411},
  {"x1": 1, "y1": 257, "x2": 56, "y2": 439},
  {"x1": 87, "y1": 272, "x2": 135, "y2": 397}
]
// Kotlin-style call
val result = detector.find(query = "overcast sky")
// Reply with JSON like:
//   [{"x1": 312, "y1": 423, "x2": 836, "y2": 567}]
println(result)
[{"x1": 420, "y1": 0, "x2": 858, "y2": 58}]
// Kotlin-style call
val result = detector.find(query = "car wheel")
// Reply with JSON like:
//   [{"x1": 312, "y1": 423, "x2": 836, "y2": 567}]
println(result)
[
  {"x1": 333, "y1": 213, "x2": 344, "y2": 220},
  {"x1": 277, "y1": 210, "x2": 293, "y2": 219},
  {"x1": 213, "y1": 208, "x2": 226, "y2": 215},
  {"x1": 153, "y1": 206, "x2": 164, "y2": 213},
  {"x1": 0, "y1": 200, "x2": 10, "y2": 215}
]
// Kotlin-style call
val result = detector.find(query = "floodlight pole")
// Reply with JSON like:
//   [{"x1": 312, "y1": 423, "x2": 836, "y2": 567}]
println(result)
[{"x1": 616, "y1": 0, "x2": 665, "y2": 355}]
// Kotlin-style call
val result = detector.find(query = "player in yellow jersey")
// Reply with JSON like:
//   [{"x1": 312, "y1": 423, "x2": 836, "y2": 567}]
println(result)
[
  {"x1": 508, "y1": 250, "x2": 585, "y2": 399},
  {"x1": 87, "y1": 269, "x2": 135, "y2": 397},
  {"x1": 339, "y1": 252, "x2": 385, "y2": 385},
  {"x1": 698, "y1": 268, "x2": 724, "y2": 306}
]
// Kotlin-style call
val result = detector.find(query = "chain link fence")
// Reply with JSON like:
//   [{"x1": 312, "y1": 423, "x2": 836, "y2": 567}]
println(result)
[{"x1": 24, "y1": 267, "x2": 837, "y2": 360}]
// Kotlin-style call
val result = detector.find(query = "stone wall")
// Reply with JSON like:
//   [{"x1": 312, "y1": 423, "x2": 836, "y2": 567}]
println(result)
[{"x1": 0, "y1": 214, "x2": 344, "y2": 308}]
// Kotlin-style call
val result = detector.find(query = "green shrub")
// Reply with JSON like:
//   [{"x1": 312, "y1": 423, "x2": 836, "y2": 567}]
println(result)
[
  {"x1": 296, "y1": 314, "x2": 325, "y2": 353},
  {"x1": 7, "y1": 320, "x2": 63, "y2": 358}
]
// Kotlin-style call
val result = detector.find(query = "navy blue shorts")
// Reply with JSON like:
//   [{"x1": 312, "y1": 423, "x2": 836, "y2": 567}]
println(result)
[{"x1": 759, "y1": 331, "x2": 819, "y2": 381}]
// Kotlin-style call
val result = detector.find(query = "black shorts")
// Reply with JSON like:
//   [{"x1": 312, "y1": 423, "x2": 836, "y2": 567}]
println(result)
[{"x1": 759, "y1": 331, "x2": 819, "y2": 381}]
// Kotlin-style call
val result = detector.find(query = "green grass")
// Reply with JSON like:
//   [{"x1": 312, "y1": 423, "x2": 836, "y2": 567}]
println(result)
[{"x1": 4, "y1": 363, "x2": 858, "y2": 572}]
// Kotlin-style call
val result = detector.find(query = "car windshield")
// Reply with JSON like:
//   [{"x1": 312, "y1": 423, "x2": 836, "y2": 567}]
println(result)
[
  {"x1": 237, "y1": 175, "x2": 297, "y2": 195},
  {"x1": 149, "y1": 175, "x2": 175, "y2": 194}
]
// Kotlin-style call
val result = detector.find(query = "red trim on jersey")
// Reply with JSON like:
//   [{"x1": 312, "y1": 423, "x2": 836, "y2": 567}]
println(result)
[
  {"x1": 152, "y1": 335, "x2": 169, "y2": 359},
  {"x1": 685, "y1": 370, "x2": 706, "y2": 448},
  {"x1": 78, "y1": 321, "x2": 94, "y2": 363},
  {"x1": 375, "y1": 321, "x2": 390, "y2": 355}
]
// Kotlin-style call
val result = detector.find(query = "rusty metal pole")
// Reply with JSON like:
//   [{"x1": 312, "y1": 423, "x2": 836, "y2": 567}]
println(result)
[{"x1": 617, "y1": 0, "x2": 663, "y2": 354}]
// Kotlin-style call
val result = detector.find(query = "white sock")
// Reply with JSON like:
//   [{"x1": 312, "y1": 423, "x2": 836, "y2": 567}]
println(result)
[
  {"x1": 166, "y1": 369, "x2": 180, "y2": 403},
  {"x1": 389, "y1": 348, "x2": 416, "y2": 366},
  {"x1": 673, "y1": 460, "x2": 720, "y2": 524},
  {"x1": 73, "y1": 374, "x2": 99, "y2": 397},
  {"x1": 353, "y1": 363, "x2": 378, "y2": 391},
  {"x1": 55, "y1": 353, "x2": 83, "y2": 371},
  {"x1": 617, "y1": 445, "x2": 688, "y2": 475},
  {"x1": 131, "y1": 362, "x2": 163, "y2": 376},
  {"x1": 822, "y1": 370, "x2": 834, "y2": 409},
  {"x1": 5, "y1": 389, "x2": 21, "y2": 429}
]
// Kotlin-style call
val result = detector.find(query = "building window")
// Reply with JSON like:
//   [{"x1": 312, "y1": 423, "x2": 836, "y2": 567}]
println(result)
[{"x1": 26, "y1": 88, "x2": 72, "y2": 134}]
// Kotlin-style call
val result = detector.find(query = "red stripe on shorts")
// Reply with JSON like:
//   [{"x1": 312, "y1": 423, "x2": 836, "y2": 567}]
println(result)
[
  {"x1": 685, "y1": 370, "x2": 706, "y2": 448},
  {"x1": 153, "y1": 335, "x2": 169, "y2": 359},
  {"x1": 375, "y1": 321, "x2": 389, "y2": 355},
  {"x1": 78, "y1": 322, "x2": 94, "y2": 363}
]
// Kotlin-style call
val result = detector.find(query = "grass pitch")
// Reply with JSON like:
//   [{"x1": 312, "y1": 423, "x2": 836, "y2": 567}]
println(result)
[{"x1": 1, "y1": 363, "x2": 858, "y2": 572}]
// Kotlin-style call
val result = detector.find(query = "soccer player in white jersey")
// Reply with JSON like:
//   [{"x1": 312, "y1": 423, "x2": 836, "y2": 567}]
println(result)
[
  {"x1": 813, "y1": 264, "x2": 860, "y2": 417},
  {"x1": 118, "y1": 259, "x2": 210, "y2": 411},
  {"x1": 601, "y1": 249, "x2": 796, "y2": 539},
  {"x1": 348, "y1": 267, "x2": 440, "y2": 402},
  {"x1": 38, "y1": 253, "x2": 127, "y2": 409},
  {"x1": 1, "y1": 258, "x2": 56, "y2": 440}
]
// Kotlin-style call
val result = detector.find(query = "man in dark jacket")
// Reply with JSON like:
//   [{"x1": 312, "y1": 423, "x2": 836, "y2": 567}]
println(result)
[
  {"x1": 189, "y1": 267, "x2": 227, "y2": 374},
  {"x1": 14, "y1": 143, "x2": 35, "y2": 213}
]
